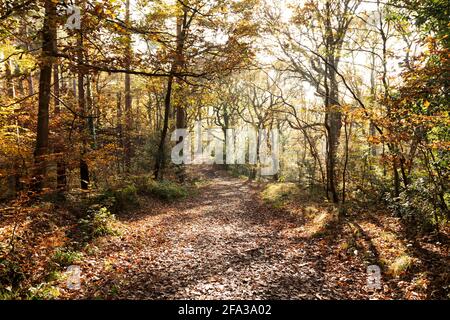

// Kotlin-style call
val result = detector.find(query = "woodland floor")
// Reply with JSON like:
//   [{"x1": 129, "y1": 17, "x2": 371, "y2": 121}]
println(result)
[
  {"x1": 60, "y1": 168, "x2": 448, "y2": 300},
  {"x1": 1, "y1": 167, "x2": 448, "y2": 300}
]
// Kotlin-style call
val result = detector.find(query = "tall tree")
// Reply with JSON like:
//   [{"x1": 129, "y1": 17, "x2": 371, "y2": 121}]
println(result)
[
  {"x1": 124, "y1": 0, "x2": 133, "y2": 170},
  {"x1": 267, "y1": 0, "x2": 362, "y2": 202},
  {"x1": 32, "y1": 0, "x2": 57, "y2": 191},
  {"x1": 77, "y1": 3, "x2": 90, "y2": 190}
]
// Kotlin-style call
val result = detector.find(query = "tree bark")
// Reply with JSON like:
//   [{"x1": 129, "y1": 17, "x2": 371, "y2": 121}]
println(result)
[
  {"x1": 124, "y1": 0, "x2": 133, "y2": 171},
  {"x1": 154, "y1": 75, "x2": 174, "y2": 180},
  {"x1": 154, "y1": 6, "x2": 188, "y2": 180},
  {"x1": 116, "y1": 91, "x2": 123, "y2": 173},
  {"x1": 77, "y1": 32, "x2": 90, "y2": 190},
  {"x1": 33, "y1": 0, "x2": 57, "y2": 192},
  {"x1": 5, "y1": 59, "x2": 19, "y2": 197},
  {"x1": 53, "y1": 63, "x2": 67, "y2": 192},
  {"x1": 323, "y1": 0, "x2": 346, "y2": 204}
]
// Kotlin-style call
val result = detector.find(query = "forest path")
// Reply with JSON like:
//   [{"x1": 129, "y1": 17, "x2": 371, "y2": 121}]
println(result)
[{"x1": 66, "y1": 168, "x2": 371, "y2": 299}]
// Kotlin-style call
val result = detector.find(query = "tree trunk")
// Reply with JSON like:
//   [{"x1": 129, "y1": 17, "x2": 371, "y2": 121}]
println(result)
[
  {"x1": 325, "y1": 63, "x2": 341, "y2": 204},
  {"x1": 86, "y1": 75, "x2": 97, "y2": 146},
  {"x1": 33, "y1": 0, "x2": 57, "y2": 192},
  {"x1": 324, "y1": 61, "x2": 341, "y2": 203},
  {"x1": 175, "y1": 104, "x2": 187, "y2": 182},
  {"x1": 124, "y1": 0, "x2": 132, "y2": 171},
  {"x1": 323, "y1": 1, "x2": 342, "y2": 204},
  {"x1": 116, "y1": 91, "x2": 123, "y2": 173},
  {"x1": 77, "y1": 32, "x2": 90, "y2": 190},
  {"x1": 53, "y1": 63, "x2": 67, "y2": 192},
  {"x1": 154, "y1": 6, "x2": 187, "y2": 180},
  {"x1": 154, "y1": 75, "x2": 174, "y2": 180},
  {"x1": 5, "y1": 59, "x2": 19, "y2": 197}
]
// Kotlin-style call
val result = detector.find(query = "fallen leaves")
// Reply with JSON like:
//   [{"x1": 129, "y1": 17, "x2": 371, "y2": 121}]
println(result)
[{"x1": 2, "y1": 169, "x2": 448, "y2": 300}]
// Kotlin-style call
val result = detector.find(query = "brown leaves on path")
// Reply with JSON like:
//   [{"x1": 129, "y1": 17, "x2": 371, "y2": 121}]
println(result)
[
  {"x1": 55, "y1": 170, "x2": 372, "y2": 300},
  {"x1": 57, "y1": 169, "x2": 447, "y2": 300}
]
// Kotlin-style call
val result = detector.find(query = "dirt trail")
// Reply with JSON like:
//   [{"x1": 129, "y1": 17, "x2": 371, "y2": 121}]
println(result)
[{"x1": 66, "y1": 169, "x2": 372, "y2": 299}]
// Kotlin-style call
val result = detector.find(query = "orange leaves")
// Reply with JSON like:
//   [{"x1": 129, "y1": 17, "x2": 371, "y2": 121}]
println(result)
[
  {"x1": 367, "y1": 136, "x2": 382, "y2": 145},
  {"x1": 427, "y1": 141, "x2": 450, "y2": 151},
  {"x1": 86, "y1": 143, "x2": 122, "y2": 169},
  {"x1": 340, "y1": 105, "x2": 369, "y2": 125}
]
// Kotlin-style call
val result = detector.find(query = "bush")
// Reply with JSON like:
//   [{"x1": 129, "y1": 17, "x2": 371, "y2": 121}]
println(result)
[
  {"x1": 27, "y1": 283, "x2": 60, "y2": 300},
  {"x1": 88, "y1": 192, "x2": 116, "y2": 211},
  {"x1": 86, "y1": 177, "x2": 188, "y2": 212},
  {"x1": 134, "y1": 178, "x2": 188, "y2": 201},
  {"x1": 112, "y1": 185, "x2": 139, "y2": 211},
  {"x1": 0, "y1": 258, "x2": 25, "y2": 288},
  {"x1": 79, "y1": 206, "x2": 118, "y2": 239},
  {"x1": 385, "y1": 178, "x2": 446, "y2": 232},
  {"x1": 0, "y1": 288, "x2": 21, "y2": 299},
  {"x1": 261, "y1": 183, "x2": 300, "y2": 207},
  {"x1": 51, "y1": 248, "x2": 83, "y2": 267},
  {"x1": 229, "y1": 164, "x2": 253, "y2": 179},
  {"x1": 388, "y1": 255, "x2": 415, "y2": 277},
  {"x1": 146, "y1": 180, "x2": 188, "y2": 201},
  {"x1": 91, "y1": 184, "x2": 139, "y2": 213}
]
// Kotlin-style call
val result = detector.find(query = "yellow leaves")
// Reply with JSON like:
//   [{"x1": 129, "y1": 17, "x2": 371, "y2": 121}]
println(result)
[
  {"x1": 340, "y1": 105, "x2": 368, "y2": 123},
  {"x1": 423, "y1": 100, "x2": 430, "y2": 109},
  {"x1": 220, "y1": 5, "x2": 228, "y2": 14},
  {"x1": 0, "y1": 44, "x2": 37, "y2": 73},
  {"x1": 113, "y1": 24, "x2": 126, "y2": 34},
  {"x1": 351, "y1": 108, "x2": 368, "y2": 121},
  {"x1": 340, "y1": 104, "x2": 351, "y2": 114}
]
